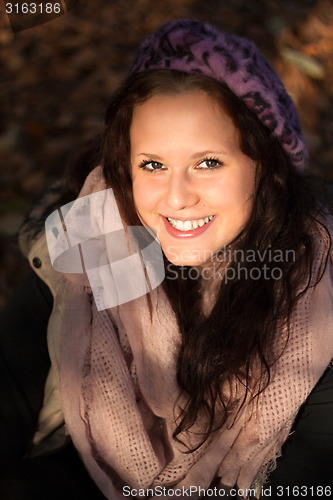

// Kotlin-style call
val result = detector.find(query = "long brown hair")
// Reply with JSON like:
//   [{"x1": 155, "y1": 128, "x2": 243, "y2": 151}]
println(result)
[{"x1": 64, "y1": 69, "x2": 331, "y2": 450}]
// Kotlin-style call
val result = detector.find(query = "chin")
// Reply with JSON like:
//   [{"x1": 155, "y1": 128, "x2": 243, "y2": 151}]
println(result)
[{"x1": 170, "y1": 259, "x2": 200, "y2": 267}]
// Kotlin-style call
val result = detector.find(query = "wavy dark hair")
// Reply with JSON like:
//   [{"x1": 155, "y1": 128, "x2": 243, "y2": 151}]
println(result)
[{"x1": 64, "y1": 69, "x2": 330, "y2": 451}]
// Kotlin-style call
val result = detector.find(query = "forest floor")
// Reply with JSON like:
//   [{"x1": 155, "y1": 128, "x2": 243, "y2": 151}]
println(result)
[{"x1": 1, "y1": 0, "x2": 333, "y2": 308}]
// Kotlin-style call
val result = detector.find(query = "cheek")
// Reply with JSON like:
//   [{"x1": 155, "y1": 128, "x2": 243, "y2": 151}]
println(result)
[
  {"x1": 227, "y1": 167, "x2": 256, "y2": 201},
  {"x1": 132, "y1": 177, "x2": 159, "y2": 215},
  {"x1": 209, "y1": 175, "x2": 255, "y2": 215},
  {"x1": 231, "y1": 180, "x2": 256, "y2": 224},
  {"x1": 132, "y1": 179, "x2": 146, "y2": 212}
]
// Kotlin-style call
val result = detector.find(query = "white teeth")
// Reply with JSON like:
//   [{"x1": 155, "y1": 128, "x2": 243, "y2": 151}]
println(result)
[
  {"x1": 183, "y1": 220, "x2": 192, "y2": 231},
  {"x1": 167, "y1": 215, "x2": 214, "y2": 232},
  {"x1": 175, "y1": 220, "x2": 184, "y2": 230}
]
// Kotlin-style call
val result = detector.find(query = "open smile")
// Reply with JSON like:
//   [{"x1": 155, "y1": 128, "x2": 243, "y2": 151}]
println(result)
[
  {"x1": 167, "y1": 215, "x2": 214, "y2": 232},
  {"x1": 162, "y1": 215, "x2": 216, "y2": 238}
]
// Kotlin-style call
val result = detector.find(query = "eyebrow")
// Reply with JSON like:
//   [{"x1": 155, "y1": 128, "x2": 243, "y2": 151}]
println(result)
[
  {"x1": 137, "y1": 150, "x2": 228, "y2": 159},
  {"x1": 137, "y1": 153, "x2": 164, "y2": 160}
]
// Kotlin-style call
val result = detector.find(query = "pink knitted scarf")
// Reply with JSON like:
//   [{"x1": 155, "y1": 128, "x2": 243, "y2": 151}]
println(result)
[{"x1": 58, "y1": 168, "x2": 333, "y2": 499}]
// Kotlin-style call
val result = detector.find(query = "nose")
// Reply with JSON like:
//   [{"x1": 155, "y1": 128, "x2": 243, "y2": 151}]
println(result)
[{"x1": 165, "y1": 171, "x2": 200, "y2": 211}]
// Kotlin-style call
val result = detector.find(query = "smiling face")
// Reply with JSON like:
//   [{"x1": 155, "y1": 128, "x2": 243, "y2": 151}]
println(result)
[{"x1": 130, "y1": 90, "x2": 257, "y2": 266}]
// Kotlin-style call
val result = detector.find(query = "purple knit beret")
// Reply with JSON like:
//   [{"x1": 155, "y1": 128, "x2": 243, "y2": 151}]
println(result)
[{"x1": 129, "y1": 19, "x2": 308, "y2": 171}]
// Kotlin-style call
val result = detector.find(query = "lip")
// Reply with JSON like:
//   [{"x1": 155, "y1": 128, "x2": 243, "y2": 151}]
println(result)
[{"x1": 162, "y1": 215, "x2": 216, "y2": 238}]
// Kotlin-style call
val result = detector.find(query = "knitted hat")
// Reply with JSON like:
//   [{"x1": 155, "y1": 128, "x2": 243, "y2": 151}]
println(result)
[{"x1": 129, "y1": 19, "x2": 308, "y2": 171}]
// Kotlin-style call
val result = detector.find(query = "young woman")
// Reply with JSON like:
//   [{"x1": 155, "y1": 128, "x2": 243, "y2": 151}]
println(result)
[{"x1": 1, "y1": 19, "x2": 332, "y2": 499}]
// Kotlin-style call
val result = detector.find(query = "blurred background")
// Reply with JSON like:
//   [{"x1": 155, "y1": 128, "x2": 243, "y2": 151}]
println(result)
[{"x1": 1, "y1": 0, "x2": 333, "y2": 308}]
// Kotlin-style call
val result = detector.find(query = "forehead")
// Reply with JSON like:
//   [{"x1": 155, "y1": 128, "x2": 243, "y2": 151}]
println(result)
[
  {"x1": 132, "y1": 89, "x2": 224, "y2": 119},
  {"x1": 130, "y1": 90, "x2": 240, "y2": 153}
]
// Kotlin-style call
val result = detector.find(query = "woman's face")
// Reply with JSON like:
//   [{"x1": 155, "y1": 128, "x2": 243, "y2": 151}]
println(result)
[{"x1": 130, "y1": 90, "x2": 256, "y2": 267}]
